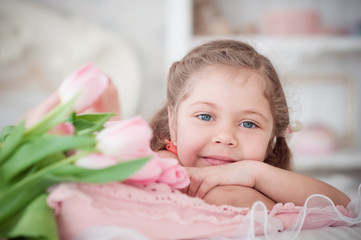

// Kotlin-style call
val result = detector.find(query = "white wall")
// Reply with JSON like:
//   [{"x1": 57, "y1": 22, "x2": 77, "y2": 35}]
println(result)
[
  {"x1": 0, "y1": 0, "x2": 169, "y2": 128},
  {"x1": 1, "y1": 0, "x2": 361, "y2": 151}
]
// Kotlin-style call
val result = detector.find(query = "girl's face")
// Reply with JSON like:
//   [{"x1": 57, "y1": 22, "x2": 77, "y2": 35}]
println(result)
[{"x1": 170, "y1": 65, "x2": 274, "y2": 167}]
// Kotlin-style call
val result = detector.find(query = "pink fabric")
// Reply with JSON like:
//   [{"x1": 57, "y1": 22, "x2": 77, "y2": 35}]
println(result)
[{"x1": 47, "y1": 182, "x2": 357, "y2": 240}]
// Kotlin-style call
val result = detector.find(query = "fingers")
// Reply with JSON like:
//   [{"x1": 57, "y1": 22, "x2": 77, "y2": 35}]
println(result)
[
  {"x1": 195, "y1": 177, "x2": 217, "y2": 199},
  {"x1": 187, "y1": 175, "x2": 203, "y2": 198},
  {"x1": 185, "y1": 167, "x2": 218, "y2": 199},
  {"x1": 180, "y1": 185, "x2": 189, "y2": 194}
]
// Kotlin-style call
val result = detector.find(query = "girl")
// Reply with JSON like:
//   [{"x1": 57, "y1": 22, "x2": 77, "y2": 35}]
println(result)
[{"x1": 150, "y1": 39, "x2": 350, "y2": 209}]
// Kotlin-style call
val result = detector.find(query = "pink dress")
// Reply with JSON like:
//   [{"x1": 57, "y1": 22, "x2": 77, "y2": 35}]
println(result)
[{"x1": 47, "y1": 182, "x2": 360, "y2": 240}]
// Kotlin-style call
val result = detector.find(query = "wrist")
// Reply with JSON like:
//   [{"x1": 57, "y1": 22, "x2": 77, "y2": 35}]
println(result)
[{"x1": 241, "y1": 160, "x2": 265, "y2": 189}]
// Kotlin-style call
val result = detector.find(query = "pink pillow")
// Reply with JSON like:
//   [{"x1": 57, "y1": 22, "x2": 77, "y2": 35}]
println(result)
[{"x1": 47, "y1": 182, "x2": 355, "y2": 239}]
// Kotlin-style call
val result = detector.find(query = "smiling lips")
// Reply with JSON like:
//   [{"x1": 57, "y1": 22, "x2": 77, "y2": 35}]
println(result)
[{"x1": 202, "y1": 156, "x2": 236, "y2": 166}]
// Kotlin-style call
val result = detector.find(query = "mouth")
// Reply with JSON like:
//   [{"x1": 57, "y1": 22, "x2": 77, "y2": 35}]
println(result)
[{"x1": 201, "y1": 156, "x2": 236, "y2": 166}]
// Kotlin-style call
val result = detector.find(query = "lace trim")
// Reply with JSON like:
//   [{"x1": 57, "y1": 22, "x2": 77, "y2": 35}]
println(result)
[
  {"x1": 47, "y1": 182, "x2": 361, "y2": 239},
  {"x1": 78, "y1": 182, "x2": 250, "y2": 225}
]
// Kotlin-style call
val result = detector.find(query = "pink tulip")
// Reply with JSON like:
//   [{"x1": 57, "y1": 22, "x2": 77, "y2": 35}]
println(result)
[
  {"x1": 126, "y1": 156, "x2": 163, "y2": 185},
  {"x1": 48, "y1": 122, "x2": 75, "y2": 135},
  {"x1": 96, "y1": 117, "x2": 154, "y2": 161},
  {"x1": 59, "y1": 64, "x2": 109, "y2": 112},
  {"x1": 73, "y1": 116, "x2": 189, "y2": 189},
  {"x1": 75, "y1": 153, "x2": 118, "y2": 169},
  {"x1": 157, "y1": 158, "x2": 190, "y2": 189}
]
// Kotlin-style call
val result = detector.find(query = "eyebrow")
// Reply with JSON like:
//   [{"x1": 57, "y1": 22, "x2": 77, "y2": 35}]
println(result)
[
  {"x1": 190, "y1": 101, "x2": 270, "y2": 122},
  {"x1": 190, "y1": 101, "x2": 216, "y2": 108},
  {"x1": 241, "y1": 110, "x2": 269, "y2": 122}
]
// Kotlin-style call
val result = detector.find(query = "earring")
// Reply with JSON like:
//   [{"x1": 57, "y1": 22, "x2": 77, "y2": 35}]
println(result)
[{"x1": 164, "y1": 139, "x2": 178, "y2": 155}]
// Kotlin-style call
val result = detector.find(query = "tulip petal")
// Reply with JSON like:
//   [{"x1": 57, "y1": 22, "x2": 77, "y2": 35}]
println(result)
[
  {"x1": 59, "y1": 64, "x2": 109, "y2": 112},
  {"x1": 96, "y1": 117, "x2": 153, "y2": 160},
  {"x1": 48, "y1": 122, "x2": 75, "y2": 136},
  {"x1": 157, "y1": 158, "x2": 190, "y2": 189},
  {"x1": 75, "y1": 153, "x2": 117, "y2": 169},
  {"x1": 126, "y1": 157, "x2": 162, "y2": 184}
]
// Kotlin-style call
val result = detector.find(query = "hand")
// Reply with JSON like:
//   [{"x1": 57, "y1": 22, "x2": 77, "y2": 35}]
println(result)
[{"x1": 185, "y1": 161, "x2": 259, "y2": 199}]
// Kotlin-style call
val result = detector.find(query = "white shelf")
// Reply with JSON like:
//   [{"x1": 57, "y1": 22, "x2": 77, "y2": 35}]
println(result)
[
  {"x1": 191, "y1": 35, "x2": 361, "y2": 56},
  {"x1": 190, "y1": 35, "x2": 361, "y2": 72},
  {"x1": 292, "y1": 150, "x2": 361, "y2": 171}
]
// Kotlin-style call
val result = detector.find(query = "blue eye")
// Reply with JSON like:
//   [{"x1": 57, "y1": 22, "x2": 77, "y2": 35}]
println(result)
[
  {"x1": 241, "y1": 121, "x2": 256, "y2": 128},
  {"x1": 197, "y1": 114, "x2": 213, "y2": 121}
]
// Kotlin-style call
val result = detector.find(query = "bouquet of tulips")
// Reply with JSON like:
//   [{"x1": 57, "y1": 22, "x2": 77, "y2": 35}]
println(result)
[{"x1": 0, "y1": 64, "x2": 189, "y2": 240}]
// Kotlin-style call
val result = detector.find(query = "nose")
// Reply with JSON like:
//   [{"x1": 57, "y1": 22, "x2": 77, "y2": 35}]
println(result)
[{"x1": 212, "y1": 128, "x2": 238, "y2": 147}]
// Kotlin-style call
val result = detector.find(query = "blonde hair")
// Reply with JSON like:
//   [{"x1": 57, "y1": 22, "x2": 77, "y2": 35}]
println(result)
[{"x1": 150, "y1": 40, "x2": 291, "y2": 170}]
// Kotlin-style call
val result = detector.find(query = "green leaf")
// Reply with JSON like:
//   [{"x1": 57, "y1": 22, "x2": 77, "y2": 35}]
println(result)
[
  {"x1": 68, "y1": 112, "x2": 115, "y2": 135},
  {"x1": 47, "y1": 156, "x2": 150, "y2": 183},
  {"x1": 0, "y1": 135, "x2": 95, "y2": 184},
  {"x1": 75, "y1": 113, "x2": 116, "y2": 123},
  {"x1": 9, "y1": 152, "x2": 66, "y2": 185},
  {"x1": 67, "y1": 111, "x2": 76, "y2": 122},
  {"x1": 0, "y1": 174, "x2": 56, "y2": 225},
  {"x1": 0, "y1": 125, "x2": 16, "y2": 141},
  {"x1": 36, "y1": 151, "x2": 66, "y2": 170},
  {"x1": 0, "y1": 121, "x2": 25, "y2": 165},
  {"x1": 25, "y1": 98, "x2": 75, "y2": 137},
  {"x1": 1, "y1": 194, "x2": 58, "y2": 240},
  {"x1": 73, "y1": 119, "x2": 95, "y2": 132},
  {"x1": 75, "y1": 113, "x2": 115, "y2": 136}
]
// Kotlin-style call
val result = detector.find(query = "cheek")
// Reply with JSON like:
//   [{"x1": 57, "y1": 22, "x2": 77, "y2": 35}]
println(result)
[
  {"x1": 175, "y1": 125, "x2": 203, "y2": 167},
  {"x1": 244, "y1": 136, "x2": 271, "y2": 162},
  {"x1": 177, "y1": 146, "x2": 191, "y2": 167},
  {"x1": 260, "y1": 137, "x2": 273, "y2": 161},
  {"x1": 253, "y1": 150, "x2": 268, "y2": 162},
  {"x1": 176, "y1": 137, "x2": 201, "y2": 167}
]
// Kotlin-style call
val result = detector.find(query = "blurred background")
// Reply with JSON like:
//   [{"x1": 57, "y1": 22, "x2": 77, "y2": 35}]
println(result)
[{"x1": 1, "y1": 0, "x2": 360, "y2": 199}]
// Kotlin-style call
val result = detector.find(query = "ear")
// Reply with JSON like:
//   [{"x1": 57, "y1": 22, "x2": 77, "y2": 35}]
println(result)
[{"x1": 167, "y1": 106, "x2": 176, "y2": 142}]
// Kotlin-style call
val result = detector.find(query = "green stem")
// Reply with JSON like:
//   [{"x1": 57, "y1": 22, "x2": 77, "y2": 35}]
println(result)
[
  {"x1": 24, "y1": 98, "x2": 76, "y2": 137},
  {"x1": 2, "y1": 149, "x2": 96, "y2": 197}
]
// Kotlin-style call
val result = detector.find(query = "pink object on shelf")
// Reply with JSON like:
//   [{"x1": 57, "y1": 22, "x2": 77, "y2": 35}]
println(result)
[
  {"x1": 262, "y1": 9, "x2": 320, "y2": 35},
  {"x1": 292, "y1": 125, "x2": 338, "y2": 156}
]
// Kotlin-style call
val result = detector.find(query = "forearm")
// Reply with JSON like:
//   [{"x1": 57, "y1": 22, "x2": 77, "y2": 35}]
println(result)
[
  {"x1": 203, "y1": 185, "x2": 276, "y2": 210},
  {"x1": 251, "y1": 161, "x2": 351, "y2": 207}
]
